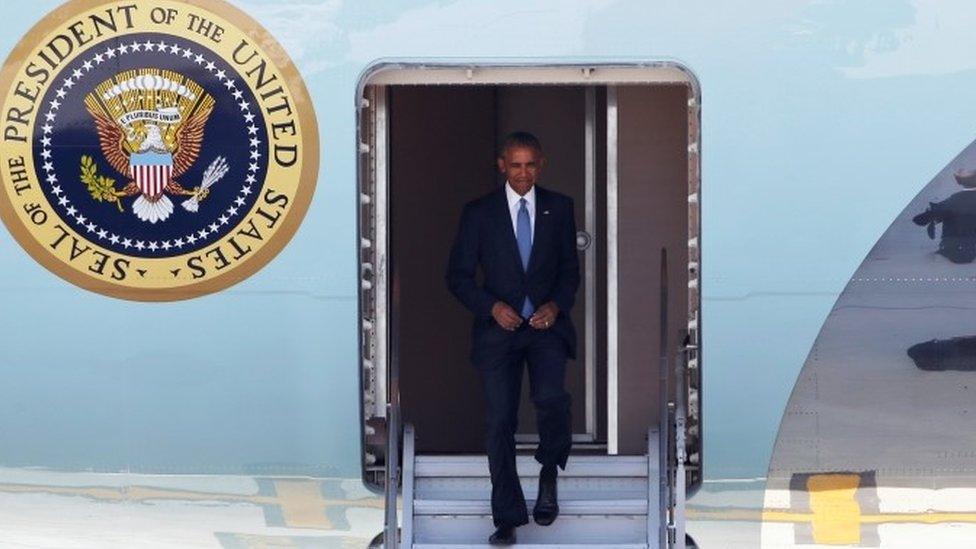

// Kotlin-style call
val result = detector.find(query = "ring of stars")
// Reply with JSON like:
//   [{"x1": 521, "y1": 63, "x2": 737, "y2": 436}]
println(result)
[{"x1": 38, "y1": 37, "x2": 265, "y2": 256}]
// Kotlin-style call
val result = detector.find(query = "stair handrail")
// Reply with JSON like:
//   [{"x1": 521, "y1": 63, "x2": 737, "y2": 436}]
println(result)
[
  {"x1": 384, "y1": 278, "x2": 402, "y2": 548},
  {"x1": 658, "y1": 247, "x2": 671, "y2": 548},
  {"x1": 401, "y1": 423, "x2": 415, "y2": 548},
  {"x1": 672, "y1": 342, "x2": 688, "y2": 549},
  {"x1": 659, "y1": 247, "x2": 690, "y2": 549},
  {"x1": 384, "y1": 374, "x2": 400, "y2": 547}
]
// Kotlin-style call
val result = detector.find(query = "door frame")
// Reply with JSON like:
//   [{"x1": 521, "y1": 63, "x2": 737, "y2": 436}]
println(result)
[{"x1": 356, "y1": 61, "x2": 702, "y2": 488}]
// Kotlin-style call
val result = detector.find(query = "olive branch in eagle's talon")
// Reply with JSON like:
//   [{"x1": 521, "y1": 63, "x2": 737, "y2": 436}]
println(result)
[{"x1": 79, "y1": 154, "x2": 136, "y2": 213}]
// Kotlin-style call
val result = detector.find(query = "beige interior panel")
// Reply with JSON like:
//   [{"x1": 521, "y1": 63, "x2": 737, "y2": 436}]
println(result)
[
  {"x1": 615, "y1": 84, "x2": 690, "y2": 454},
  {"x1": 391, "y1": 86, "x2": 497, "y2": 452}
]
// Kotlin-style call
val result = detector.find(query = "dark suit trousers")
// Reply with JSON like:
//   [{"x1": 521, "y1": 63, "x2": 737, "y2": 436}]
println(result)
[{"x1": 478, "y1": 323, "x2": 572, "y2": 527}]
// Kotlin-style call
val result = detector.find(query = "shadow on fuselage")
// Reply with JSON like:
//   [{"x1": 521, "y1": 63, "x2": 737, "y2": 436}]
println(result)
[
  {"x1": 908, "y1": 336, "x2": 976, "y2": 371},
  {"x1": 913, "y1": 169, "x2": 976, "y2": 264}
]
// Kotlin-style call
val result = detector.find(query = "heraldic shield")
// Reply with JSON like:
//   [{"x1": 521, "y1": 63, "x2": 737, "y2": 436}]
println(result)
[
  {"x1": 129, "y1": 151, "x2": 173, "y2": 200},
  {"x1": 82, "y1": 68, "x2": 225, "y2": 224}
]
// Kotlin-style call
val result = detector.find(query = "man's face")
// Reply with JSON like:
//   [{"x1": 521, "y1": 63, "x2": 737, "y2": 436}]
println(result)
[{"x1": 497, "y1": 145, "x2": 545, "y2": 195}]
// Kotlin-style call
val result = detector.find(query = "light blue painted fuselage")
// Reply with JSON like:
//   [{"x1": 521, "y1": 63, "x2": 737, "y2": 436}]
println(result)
[{"x1": 0, "y1": 0, "x2": 970, "y2": 545}]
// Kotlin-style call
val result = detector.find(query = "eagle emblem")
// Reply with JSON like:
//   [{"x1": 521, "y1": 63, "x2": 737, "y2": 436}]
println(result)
[{"x1": 81, "y1": 69, "x2": 228, "y2": 223}]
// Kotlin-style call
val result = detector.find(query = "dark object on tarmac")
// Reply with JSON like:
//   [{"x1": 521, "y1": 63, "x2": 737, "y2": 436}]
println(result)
[{"x1": 908, "y1": 336, "x2": 976, "y2": 371}]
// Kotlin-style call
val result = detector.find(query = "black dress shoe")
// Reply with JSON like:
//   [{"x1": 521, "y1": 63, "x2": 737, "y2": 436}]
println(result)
[
  {"x1": 488, "y1": 525, "x2": 516, "y2": 545},
  {"x1": 533, "y1": 471, "x2": 559, "y2": 526}
]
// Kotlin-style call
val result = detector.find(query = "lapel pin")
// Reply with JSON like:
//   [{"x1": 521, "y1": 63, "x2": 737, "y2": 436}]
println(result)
[{"x1": 543, "y1": 210, "x2": 550, "y2": 215}]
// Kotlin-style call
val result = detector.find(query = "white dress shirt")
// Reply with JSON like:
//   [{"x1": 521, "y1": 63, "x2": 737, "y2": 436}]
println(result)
[{"x1": 505, "y1": 181, "x2": 535, "y2": 241}]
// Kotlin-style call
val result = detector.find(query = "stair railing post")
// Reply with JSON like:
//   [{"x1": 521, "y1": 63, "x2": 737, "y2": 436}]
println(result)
[
  {"x1": 658, "y1": 248, "x2": 672, "y2": 548},
  {"x1": 384, "y1": 277, "x2": 402, "y2": 548},
  {"x1": 384, "y1": 383, "x2": 400, "y2": 548},
  {"x1": 673, "y1": 344, "x2": 688, "y2": 549},
  {"x1": 401, "y1": 424, "x2": 415, "y2": 548}
]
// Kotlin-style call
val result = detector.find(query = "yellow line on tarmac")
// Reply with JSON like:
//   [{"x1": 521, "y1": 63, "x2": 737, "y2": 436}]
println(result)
[
  {"x1": 0, "y1": 480, "x2": 384, "y2": 530},
  {"x1": 273, "y1": 479, "x2": 334, "y2": 529},
  {"x1": 806, "y1": 473, "x2": 860, "y2": 544},
  {"x1": 692, "y1": 509, "x2": 976, "y2": 526},
  {"x1": 690, "y1": 473, "x2": 976, "y2": 546},
  {"x1": 860, "y1": 512, "x2": 976, "y2": 525}
]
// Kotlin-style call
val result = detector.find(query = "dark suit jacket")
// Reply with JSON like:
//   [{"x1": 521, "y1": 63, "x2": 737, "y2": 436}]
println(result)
[{"x1": 446, "y1": 184, "x2": 580, "y2": 367}]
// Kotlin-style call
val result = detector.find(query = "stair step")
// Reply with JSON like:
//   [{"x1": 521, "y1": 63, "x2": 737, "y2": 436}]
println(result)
[
  {"x1": 413, "y1": 515, "x2": 647, "y2": 545},
  {"x1": 413, "y1": 534, "x2": 647, "y2": 549},
  {"x1": 415, "y1": 476, "x2": 648, "y2": 500},
  {"x1": 415, "y1": 498, "x2": 648, "y2": 515},
  {"x1": 415, "y1": 455, "x2": 649, "y2": 478}
]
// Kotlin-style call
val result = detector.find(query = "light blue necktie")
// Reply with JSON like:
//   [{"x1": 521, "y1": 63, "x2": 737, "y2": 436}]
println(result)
[{"x1": 516, "y1": 197, "x2": 534, "y2": 318}]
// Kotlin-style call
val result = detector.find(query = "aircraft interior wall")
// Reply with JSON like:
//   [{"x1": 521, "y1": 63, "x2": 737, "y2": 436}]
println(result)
[
  {"x1": 390, "y1": 85, "x2": 496, "y2": 453},
  {"x1": 616, "y1": 85, "x2": 691, "y2": 454}
]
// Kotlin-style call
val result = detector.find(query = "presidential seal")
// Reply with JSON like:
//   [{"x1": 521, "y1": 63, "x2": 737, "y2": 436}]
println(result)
[{"x1": 0, "y1": 0, "x2": 318, "y2": 300}]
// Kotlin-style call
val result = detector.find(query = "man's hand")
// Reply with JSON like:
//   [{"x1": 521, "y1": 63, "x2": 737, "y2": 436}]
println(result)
[
  {"x1": 912, "y1": 209, "x2": 932, "y2": 227},
  {"x1": 529, "y1": 301, "x2": 559, "y2": 330},
  {"x1": 492, "y1": 301, "x2": 523, "y2": 331}
]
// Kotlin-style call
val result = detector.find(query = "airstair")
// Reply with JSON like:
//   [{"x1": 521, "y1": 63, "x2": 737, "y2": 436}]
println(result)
[
  {"x1": 397, "y1": 424, "x2": 670, "y2": 548},
  {"x1": 374, "y1": 250, "x2": 695, "y2": 548}
]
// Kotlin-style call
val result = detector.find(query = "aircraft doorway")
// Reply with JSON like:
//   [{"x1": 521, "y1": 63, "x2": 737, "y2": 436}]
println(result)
[
  {"x1": 358, "y1": 65, "x2": 702, "y2": 491},
  {"x1": 389, "y1": 84, "x2": 599, "y2": 451}
]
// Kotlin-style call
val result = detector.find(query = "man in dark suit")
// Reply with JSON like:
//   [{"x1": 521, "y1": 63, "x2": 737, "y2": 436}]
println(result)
[{"x1": 446, "y1": 132, "x2": 580, "y2": 545}]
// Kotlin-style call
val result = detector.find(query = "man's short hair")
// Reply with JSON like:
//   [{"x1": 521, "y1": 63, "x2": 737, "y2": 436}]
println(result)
[{"x1": 498, "y1": 131, "x2": 543, "y2": 158}]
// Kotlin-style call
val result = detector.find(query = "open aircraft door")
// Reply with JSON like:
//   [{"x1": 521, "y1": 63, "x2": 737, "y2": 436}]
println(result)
[{"x1": 355, "y1": 62, "x2": 702, "y2": 548}]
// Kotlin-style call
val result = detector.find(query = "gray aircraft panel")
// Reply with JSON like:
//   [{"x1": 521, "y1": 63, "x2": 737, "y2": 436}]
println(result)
[{"x1": 764, "y1": 139, "x2": 976, "y2": 546}]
